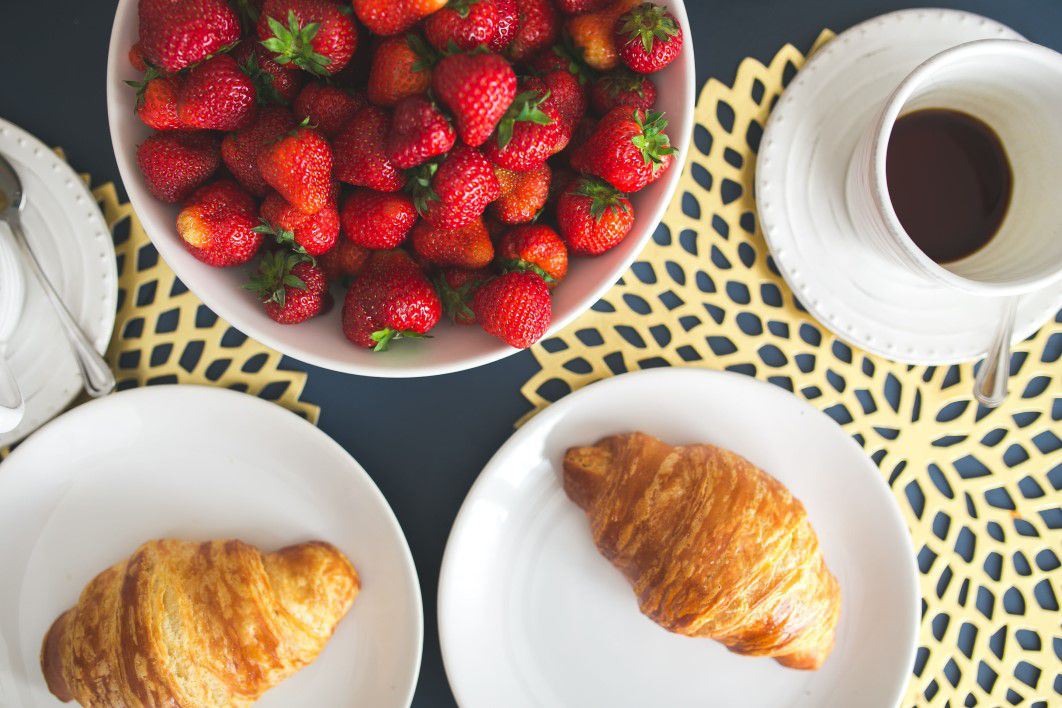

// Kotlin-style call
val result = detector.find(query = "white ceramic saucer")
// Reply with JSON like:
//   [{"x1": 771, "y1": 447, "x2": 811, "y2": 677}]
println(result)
[
  {"x1": 439, "y1": 369, "x2": 919, "y2": 708},
  {"x1": 0, "y1": 386, "x2": 423, "y2": 707},
  {"x1": 756, "y1": 9, "x2": 1062, "y2": 365},
  {"x1": 0, "y1": 118, "x2": 117, "y2": 447}
]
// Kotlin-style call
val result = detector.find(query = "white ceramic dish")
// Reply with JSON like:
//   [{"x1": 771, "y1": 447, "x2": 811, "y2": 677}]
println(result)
[
  {"x1": 756, "y1": 9, "x2": 1062, "y2": 365},
  {"x1": 439, "y1": 368, "x2": 919, "y2": 708},
  {"x1": 106, "y1": 0, "x2": 695, "y2": 378},
  {"x1": 0, "y1": 386, "x2": 422, "y2": 708},
  {"x1": 0, "y1": 118, "x2": 117, "y2": 447}
]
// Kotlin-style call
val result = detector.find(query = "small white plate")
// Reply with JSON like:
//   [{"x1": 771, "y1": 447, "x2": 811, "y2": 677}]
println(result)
[
  {"x1": 756, "y1": 9, "x2": 1062, "y2": 365},
  {"x1": 0, "y1": 117, "x2": 117, "y2": 447},
  {"x1": 0, "y1": 386, "x2": 422, "y2": 708},
  {"x1": 439, "y1": 368, "x2": 918, "y2": 708}
]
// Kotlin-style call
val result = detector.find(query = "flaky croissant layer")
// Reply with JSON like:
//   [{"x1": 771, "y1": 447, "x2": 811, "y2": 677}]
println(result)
[
  {"x1": 42, "y1": 538, "x2": 359, "y2": 706},
  {"x1": 564, "y1": 432, "x2": 841, "y2": 670}
]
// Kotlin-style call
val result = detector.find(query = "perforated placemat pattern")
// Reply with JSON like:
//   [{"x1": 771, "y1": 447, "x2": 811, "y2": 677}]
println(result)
[{"x1": 521, "y1": 33, "x2": 1060, "y2": 707}]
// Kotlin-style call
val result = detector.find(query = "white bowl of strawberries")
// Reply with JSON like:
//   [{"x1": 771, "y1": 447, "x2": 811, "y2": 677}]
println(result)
[{"x1": 107, "y1": 0, "x2": 694, "y2": 377}]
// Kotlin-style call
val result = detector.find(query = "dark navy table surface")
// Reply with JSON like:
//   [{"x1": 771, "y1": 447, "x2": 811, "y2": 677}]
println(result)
[{"x1": 7, "y1": 1, "x2": 1061, "y2": 705}]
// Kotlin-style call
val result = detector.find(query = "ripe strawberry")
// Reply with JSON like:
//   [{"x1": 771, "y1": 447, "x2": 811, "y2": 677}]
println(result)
[
  {"x1": 491, "y1": 163, "x2": 550, "y2": 224},
  {"x1": 257, "y1": 191, "x2": 340, "y2": 255},
  {"x1": 434, "y1": 267, "x2": 489, "y2": 324},
  {"x1": 432, "y1": 52, "x2": 516, "y2": 147},
  {"x1": 246, "y1": 252, "x2": 328, "y2": 324},
  {"x1": 615, "y1": 2, "x2": 683, "y2": 73},
  {"x1": 258, "y1": 125, "x2": 334, "y2": 214},
  {"x1": 506, "y1": 0, "x2": 558, "y2": 62},
  {"x1": 527, "y1": 45, "x2": 593, "y2": 85},
  {"x1": 472, "y1": 271, "x2": 551, "y2": 348},
  {"x1": 565, "y1": 0, "x2": 638, "y2": 71},
  {"x1": 138, "y1": 0, "x2": 241, "y2": 73},
  {"x1": 233, "y1": 41, "x2": 305, "y2": 105},
  {"x1": 408, "y1": 145, "x2": 500, "y2": 229},
  {"x1": 484, "y1": 87, "x2": 567, "y2": 172},
  {"x1": 571, "y1": 107, "x2": 675, "y2": 192},
  {"x1": 137, "y1": 131, "x2": 220, "y2": 203},
  {"x1": 556, "y1": 0, "x2": 611, "y2": 14},
  {"x1": 351, "y1": 0, "x2": 448, "y2": 36},
  {"x1": 556, "y1": 176, "x2": 634, "y2": 254},
  {"x1": 367, "y1": 35, "x2": 434, "y2": 107},
  {"x1": 340, "y1": 189, "x2": 418, "y2": 249},
  {"x1": 127, "y1": 70, "x2": 182, "y2": 131},
  {"x1": 293, "y1": 83, "x2": 364, "y2": 137},
  {"x1": 590, "y1": 68, "x2": 656, "y2": 114},
  {"x1": 386, "y1": 95, "x2": 456, "y2": 169},
  {"x1": 177, "y1": 54, "x2": 257, "y2": 131},
  {"x1": 541, "y1": 69, "x2": 587, "y2": 127},
  {"x1": 497, "y1": 224, "x2": 568, "y2": 286},
  {"x1": 319, "y1": 239, "x2": 370, "y2": 282},
  {"x1": 128, "y1": 42, "x2": 148, "y2": 72},
  {"x1": 411, "y1": 217, "x2": 494, "y2": 268},
  {"x1": 488, "y1": 0, "x2": 518, "y2": 51},
  {"x1": 342, "y1": 251, "x2": 441, "y2": 350},
  {"x1": 333, "y1": 105, "x2": 405, "y2": 192},
  {"x1": 221, "y1": 106, "x2": 297, "y2": 196},
  {"x1": 258, "y1": 0, "x2": 358, "y2": 75},
  {"x1": 176, "y1": 179, "x2": 262, "y2": 266},
  {"x1": 424, "y1": 0, "x2": 498, "y2": 52}
]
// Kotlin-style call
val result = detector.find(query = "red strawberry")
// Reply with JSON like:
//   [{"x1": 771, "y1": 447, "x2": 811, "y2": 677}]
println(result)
[
  {"x1": 221, "y1": 106, "x2": 297, "y2": 197},
  {"x1": 571, "y1": 107, "x2": 674, "y2": 192},
  {"x1": 432, "y1": 52, "x2": 516, "y2": 147},
  {"x1": 367, "y1": 35, "x2": 435, "y2": 107},
  {"x1": 589, "y1": 68, "x2": 656, "y2": 114},
  {"x1": 128, "y1": 42, "x2": 148, "y2": 72},
  {"x1": 565, "y1": 0, "x2": 638, "y2": 71},
  {"x1": 257, "y1": 0, "x2": 358, "y2": 75},
  {"x1": 408, "y1": 145, "x2": 500, "y2": 229},
  {"x1": 386, "y1": 95, "x2": 456, "y2": 169},
  {"x1": 138, "y1": 0, "x2": 241, "y2": 73},
  {"x1": 258, "y1": 125, "x2": 334, "y2": 214},
  {"x1": 340, "y1": 189, "x2": 418, "y2": 249},
  {"x1": 176, "y1": 179, "x2": 262, "y2": 266},
  {"x1": 342, "y1": 251, "x2": 442, "y2": 350},
  {"x1": 556, "y1": 0, "x2": 611, "y2": 14},
  {"x1": 333, "y1": 105, "x2": 405, "y2": 192},
  {"x1": 472, "y1": 271, "x2": 552, "y2": 348},
  {"x1": 258, "y1": 191, "x2": 340, "y2": 255},
  {"x1": 293, "y1": 83, "x2": 364, "y2": 137},
  {"x1": 615, "y1": 2, "x2": 683, "y2": 73},
  {"x1": 411, "y1": 217, "x2": 494, "y2": 268},
  {"x1": 351, "y1": 0, "x2": 448, "y2": 36},
  {"x1": 488, "y1": 0, "x2": 518, "y2": 51},
  {"x1": 177, "y1": 55, "x2": 257, "y2": 131},
  {"x1": 506, "y1": 0, "x2": 558, "y2": 62},
  {"x1": 490, "y1": 163, "x2": 550, "y2": 224},
  {"x1": 484, "y1": 86, "x2": 567, "y2": 172},
  {"x1": 247, "y1": 252, "x2": 328, "y2": 324},
  {"x1": 319, "y1": 239, "x2": 370, "y2": 282},
  {"x1": 137, "y1": 131, "x2": 220, "y2": 203},
  {"x1": 424, "y1": 0, "x2": 498, "y2": 52},
  {"x1": 556, "y1": 175, "x2": 634, "y2": 254},
  {"x1": 434, "y1": 267, "x2": 489, "y2": 324},
  {"x1": 127, "y1": 71, "x2": 182, "y2": 131},
  {"x1": 541, "y1": 69, "x2": 587, "y2": 127},
  {"x1": 497, "y1": 224, "x2": 568, "y2": 286},
  {"x1": 233, "y1": 41, "x2": 305, "y2": 105}
]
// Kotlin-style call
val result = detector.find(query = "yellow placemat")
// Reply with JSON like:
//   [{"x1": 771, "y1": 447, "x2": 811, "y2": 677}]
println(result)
[{"x1": 522, "y1": 33, "x2": 1059, "y2": 707}]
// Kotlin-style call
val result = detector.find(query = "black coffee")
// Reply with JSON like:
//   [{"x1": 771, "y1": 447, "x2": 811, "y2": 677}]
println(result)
[{"x1": 885, "y1": 108, "x2": 1012, "y2": 264}]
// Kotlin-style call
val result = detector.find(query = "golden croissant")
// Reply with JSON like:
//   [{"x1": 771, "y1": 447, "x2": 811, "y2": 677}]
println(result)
[
  {"x1": 41, "y1": 538, "x2": 359, "y2": 706},
  {"x1": 563, "y1": 432, "x2": 841, "y2": 669}
]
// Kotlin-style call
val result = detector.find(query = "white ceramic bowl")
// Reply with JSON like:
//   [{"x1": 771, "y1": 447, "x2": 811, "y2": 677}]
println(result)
[{"x1": 106, "y1": 0, "x2": 695, "y2": 377}]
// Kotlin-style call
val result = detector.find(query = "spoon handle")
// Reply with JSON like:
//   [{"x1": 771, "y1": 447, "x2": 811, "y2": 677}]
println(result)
[
  {"x1": 972, "y1": 296, "x2": 1019, "y2": 409},
  {"x1": 6, "y1": 215, "x2": 115, "y2": 399},
  {"x1": 0, "y1": 355, "x2": 23, "y2": 433}
]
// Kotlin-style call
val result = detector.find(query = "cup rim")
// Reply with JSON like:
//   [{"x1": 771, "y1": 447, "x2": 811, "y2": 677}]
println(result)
[{"x1": 868, "y1": 38, "x2": 1062, "y2": 296}]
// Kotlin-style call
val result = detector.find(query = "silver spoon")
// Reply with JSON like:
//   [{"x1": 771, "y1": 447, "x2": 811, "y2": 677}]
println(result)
[
  {"x1": 0, "y1": 154, "x2": 115, "y2": 399},
  {"x1": 972, "y1": 296, "x2": 1019, "y2": 408}
]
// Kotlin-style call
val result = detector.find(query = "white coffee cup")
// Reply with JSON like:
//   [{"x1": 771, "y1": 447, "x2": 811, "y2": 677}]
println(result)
[{"x1": 846, "y1": 39, "x2": 1062, "y2": 297}]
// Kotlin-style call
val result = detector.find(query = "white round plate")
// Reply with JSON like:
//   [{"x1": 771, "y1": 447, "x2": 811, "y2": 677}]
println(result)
[
  {"x1": 439, "y1": 368, "x2": 918, "y2": 708},
  {"x1": 0, "y1": 118, "x2": 117, "y2": 447},
  {"x1": 756, "y1": 9, "x2": 1062, "y2": 365},
  {"x1": 0, "y1": 386, "x2": 422, "y2": 708}
]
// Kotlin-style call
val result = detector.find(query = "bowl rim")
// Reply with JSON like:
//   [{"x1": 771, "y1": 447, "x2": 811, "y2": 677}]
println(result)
[{"x1": 106, "y1": 0, "x2": 696, "y2": 378}]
